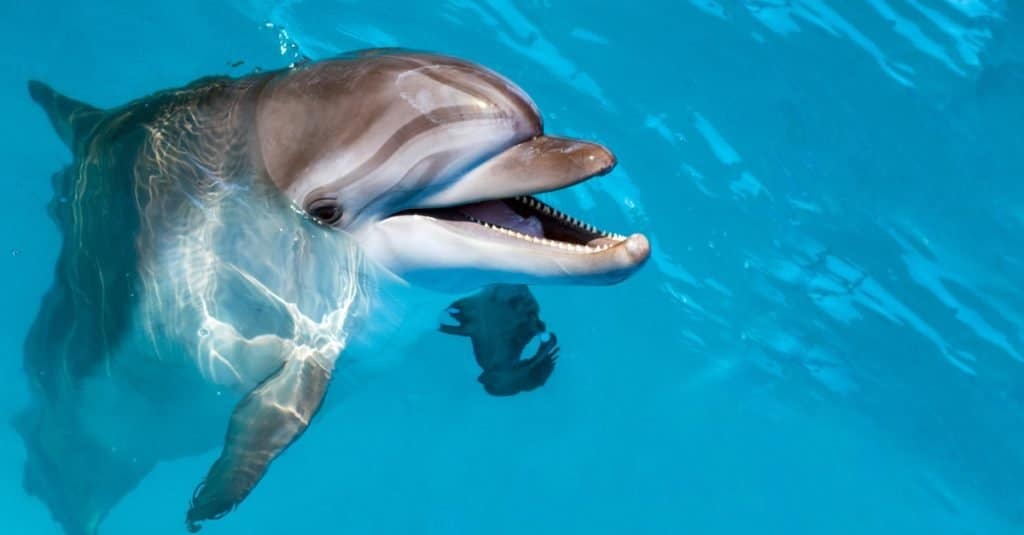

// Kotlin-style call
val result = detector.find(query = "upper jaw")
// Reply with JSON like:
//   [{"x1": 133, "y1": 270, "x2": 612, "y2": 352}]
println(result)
[{"x1": 411, "y1": 135, "x2": 617, "y2": 210}]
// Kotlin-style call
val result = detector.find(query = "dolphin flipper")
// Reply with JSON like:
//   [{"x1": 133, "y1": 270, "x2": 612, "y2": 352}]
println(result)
[
  {"x1": 440, "y1": 284, "x2": 559, "y2": 396},
  {"x1": 185, "y1": 356, "x2": 332, "y2": 532}
]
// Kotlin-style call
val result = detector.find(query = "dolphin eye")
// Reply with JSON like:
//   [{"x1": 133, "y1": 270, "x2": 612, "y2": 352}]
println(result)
[{"x1": 307, "y1": 199, "x2": 343, "y2": 225}]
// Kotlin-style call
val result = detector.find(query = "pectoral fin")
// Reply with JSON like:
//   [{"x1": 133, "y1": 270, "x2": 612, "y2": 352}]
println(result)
[{"x1": 185, "y1": 356, "x2": 332, "y2": 532}]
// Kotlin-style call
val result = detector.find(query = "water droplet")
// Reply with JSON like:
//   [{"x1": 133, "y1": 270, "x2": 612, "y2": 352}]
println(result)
[{"x1": 198, "y1": 327, "x2": 210, "y2": 337}]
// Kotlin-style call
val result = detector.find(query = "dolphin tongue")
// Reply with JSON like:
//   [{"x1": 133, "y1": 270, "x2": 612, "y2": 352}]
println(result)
[{"x1": 458, "y1": 200, "x2": 544, "y2": 237}]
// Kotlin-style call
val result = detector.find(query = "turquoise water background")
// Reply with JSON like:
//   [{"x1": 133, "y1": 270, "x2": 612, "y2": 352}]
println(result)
[{"x1": 3, "y1": 1, "x2": 1023, "y2": 533}]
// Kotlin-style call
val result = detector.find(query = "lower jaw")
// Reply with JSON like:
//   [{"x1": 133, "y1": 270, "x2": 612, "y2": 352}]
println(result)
[
  {"x1": 371, "y1": 222, "x2": 650, "y2": 294},
  {"x1": 401, "y1": 260, "x2": 642, "y2": 293}
]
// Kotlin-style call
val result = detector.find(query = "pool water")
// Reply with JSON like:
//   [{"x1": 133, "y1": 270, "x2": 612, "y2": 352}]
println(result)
[{"x1": 2, "y1": 1, "x2": 1023, "y2": 533}]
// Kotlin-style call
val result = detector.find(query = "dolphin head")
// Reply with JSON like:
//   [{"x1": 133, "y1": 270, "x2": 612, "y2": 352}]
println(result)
[{"x1": 255, "y1": 50, "x2": 649, "y2": 292}]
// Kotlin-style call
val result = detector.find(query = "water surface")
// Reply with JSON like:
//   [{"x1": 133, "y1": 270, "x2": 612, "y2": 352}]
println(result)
[{"x1": 2, "y1": 1, "x2": 1022, "y2": 533}]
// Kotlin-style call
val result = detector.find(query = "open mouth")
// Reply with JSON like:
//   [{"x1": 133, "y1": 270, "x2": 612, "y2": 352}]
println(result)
[{"x1": 398, "y1": 195, "x2": 627, "y2": 253}]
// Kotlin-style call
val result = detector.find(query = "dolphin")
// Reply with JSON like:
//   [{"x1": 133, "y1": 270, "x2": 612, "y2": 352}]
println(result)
[
  {"x1": 18, "y1": 48, "x2": 650, "y2": 534},
  {"x1": 254, "y1": 50, "x2": 649, "y2": 289}
]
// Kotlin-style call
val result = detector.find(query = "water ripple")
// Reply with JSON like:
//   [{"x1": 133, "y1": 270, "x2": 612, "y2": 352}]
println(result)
[{"x1": 738, "y1": 0, "x2": 1005, "y2": 85}]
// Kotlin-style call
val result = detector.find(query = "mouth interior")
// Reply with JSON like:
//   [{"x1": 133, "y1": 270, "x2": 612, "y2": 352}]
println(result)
[{"x1": 398, "y1": 196, "x2": 626, "y2": 252}]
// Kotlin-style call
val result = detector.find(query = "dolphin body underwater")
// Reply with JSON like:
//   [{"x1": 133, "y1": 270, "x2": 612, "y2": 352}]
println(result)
[{"x1": 16, "y1": 49, "x2": 650, "y2": 534}]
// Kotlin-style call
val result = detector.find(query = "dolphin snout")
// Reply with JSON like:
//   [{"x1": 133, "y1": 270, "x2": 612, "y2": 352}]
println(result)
[
  {"x1": 624, "y1": 233, "x2": 651, "y2": 263},
  {"x1": 529, "y1": 135, "x2": 616, "y2": 182},
  {"x1": 580, "y1": 143, "x2": 616, "y2": 176}
]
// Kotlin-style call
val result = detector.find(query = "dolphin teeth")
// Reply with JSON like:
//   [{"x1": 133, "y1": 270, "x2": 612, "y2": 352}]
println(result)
[{"x1": 461, "y1": 194, "x2": 629, "y2": 253}]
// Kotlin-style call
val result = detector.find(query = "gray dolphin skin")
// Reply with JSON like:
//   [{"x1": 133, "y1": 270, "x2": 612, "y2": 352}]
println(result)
[{"x1": 18, "y1": 48, "x2": 650, "y2": 535}]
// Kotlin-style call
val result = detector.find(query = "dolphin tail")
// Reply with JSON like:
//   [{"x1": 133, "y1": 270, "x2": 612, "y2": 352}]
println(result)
[
  {"x1": 27, "y1": 80, "x2": 104, "y2": 151},
  {"x1": 13, "y1": 401, "x2": 153, "y2": 535}
]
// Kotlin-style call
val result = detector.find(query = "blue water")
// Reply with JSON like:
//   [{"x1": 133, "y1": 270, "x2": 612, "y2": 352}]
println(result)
[{"x1": 3, "y1": 1, "x2": 1023, "y2": 533}]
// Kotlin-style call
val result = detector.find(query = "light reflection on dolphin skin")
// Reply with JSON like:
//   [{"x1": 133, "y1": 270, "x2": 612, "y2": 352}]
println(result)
[{"x1": 20, "y1": 48, "x2": 650, "y2": 535}]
